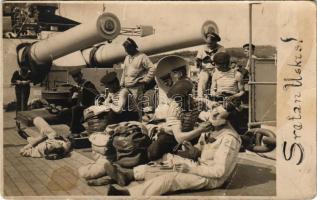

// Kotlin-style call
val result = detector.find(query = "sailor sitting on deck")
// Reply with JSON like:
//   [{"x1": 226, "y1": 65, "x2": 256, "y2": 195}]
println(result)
[
  {"x1": 145, "y1": 79, "x2": 212, "y2": 162},
  {"x1": 154, "y1": 55, "x2": 191, "y2": 110},
  {"x1": 105, "y1": 104, "x2": 241, "y2": 196},
  {"x1": 59, "y1": 69, "x2": 99, "y2": 137},
  {"x1": 18, "y1": 117, "x2": 71, "y2": 159},
  {"x1": 209, "y1": 52, "x2": 247, "y2": 135},
  {"x1": 84, "y1": 72, "x2": 140, "y2": 126},
  {"x1": 210, "y1": 52, "x2": 245, "y2": 102},
  {"x1": 78, "y1": 121, "x2": 151, "y2": 186}
]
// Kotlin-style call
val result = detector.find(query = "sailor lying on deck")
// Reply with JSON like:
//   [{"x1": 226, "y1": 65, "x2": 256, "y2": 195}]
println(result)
[
  {"x1": 105, "y1": 104, "x2": 241, "y2": 196},
  {"x1": 19, "y1": 117, "x2": 71, "y2": 159}
]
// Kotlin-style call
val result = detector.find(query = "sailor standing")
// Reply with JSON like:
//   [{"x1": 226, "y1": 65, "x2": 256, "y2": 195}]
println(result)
[
  {"x1": 120, "y1": 38, "x2": 156, "y2": 108},
  {"x1": 11, "y1": 66, "x2": 31, "y2": 111},
  {"x1": 242, "y1": 43, "x2": 257, "y2": 73},
  {"x1": 196, "y1": 30, "x2": 225, "y2": 98}
]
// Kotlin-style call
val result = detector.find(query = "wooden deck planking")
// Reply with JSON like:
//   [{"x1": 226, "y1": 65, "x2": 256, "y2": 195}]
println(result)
[
  {"x1": 8, "y1": 145, "x2": 80, "y2": 196},
  {"x1": 60, "y1": 153, "x2": 106, "y2": 195},
  {"x1": 5, "y1": 146, "x2": 56, "y2": 196},
  {"x1": 41, "y1": 165, "x2": 84, "y2": 195},
  {"x1": 22, "y1": 156, "x2": 69, "y2": 196},
  {"x1": 6, "y1": 143, "x2": 72, "y2": 195},
  {"x1": 3, "y1": 128, "x2": 16, "y2": 145},
  {"x1": 42, "y1": 158, "x2": 99, "y2": 196},
  {"x1": 3, "y1": 111, "x2": 17, "y2": 129},
  {"x1": 23, "y1": 158, "x2": 70, "y2": 196},
  {"x1": 5, "y1": 143, "x2": 106, "y2": 196},
  {"x1": 43, "y1": 152, "x2": 104, "y2": 195},
  {"x1": 17, "y1": 156, "x2": 56, "y2": 196},
  {"x1": 11, "y1": 144, "x2": 103, "y2": 196},
  {"x1": 3, "y1": 170, "x2": 23, "y2": 196},
  {"x1": 4, "y1": 128, "x2": 28, "y2": 146},
  {"x1": 15, "y1": 157, "x2": 54, "y2": 195},
  {"x1": 4, "y1": 153, "x2": 37, "y2": 196},
  {"x1": 28, "y1": 158, "x2": 79, "y2": 195},
  {"x1": 69, "y1": 150, "x2": 95, "y2": 165},
  {"x1": 3, "y1": 128, "x2": 19, "y2": 145}
]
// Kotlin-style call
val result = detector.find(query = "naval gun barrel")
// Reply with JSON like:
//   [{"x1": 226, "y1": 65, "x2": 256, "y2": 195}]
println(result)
[
  {"x1": 81, "y1": 30, "x2": 202, "y2": 66},
  {"x1": 17, "y1": 12, "x2": 121, "y2": 84},
  {"x1": 53, "y1": 20, "x2": 218, "y2": 68},
  {"x1": 80, "y1": 20, "x2": 218, "y2": 67}
]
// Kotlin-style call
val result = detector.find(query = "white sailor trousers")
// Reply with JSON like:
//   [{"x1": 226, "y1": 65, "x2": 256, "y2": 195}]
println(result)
[
  {"x1": 78, "y1": 156, "x2": 110, "y2": 180},
  {"x1": 129, "y1": 172, "x2": 214, "y2": 196}
]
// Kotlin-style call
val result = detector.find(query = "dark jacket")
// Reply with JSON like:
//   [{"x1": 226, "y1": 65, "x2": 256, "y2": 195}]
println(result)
[
  {"x1": 77, "y1": 80, "x2": 99, "y2": 108},
  {"x1": 11, "y1": 70, "x2": 31, "y2": 89}
]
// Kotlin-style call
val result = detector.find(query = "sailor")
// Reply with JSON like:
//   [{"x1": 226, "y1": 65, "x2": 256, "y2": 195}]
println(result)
[
  {"x1": 153, "y1": 56, "x2": 191, "y2": 119},
  {"x1": 210, "y1": 52, "x2": 245, "y2": 103},
  {"x1": 11, "y1": 66, "x2": 32, "y2": 111},
  {"x1": 85, "y1": 71, "x2": 140, "y2": 125},
  {"x1": 59, "y1": 69, "x2": 99, "y2": 136},
  {"x1": 19, "y1": 117, "x2": 71, "y2": 159},
  {"x1": 141, "y1": 88, "x2": 158, "y2": 123},
  {"x1": 170, "y1": 64, "x2": 189, "y2": 83},
  {"x1": 242, "y1": 43, "x2": 257, "y2": 73},
  {"x1": 120, "y1": 38, "x2": 156, "y2": 104},
  {"x1": 106, "y1": 104, "x2": 241, "y2": 196},
  {"x1": 78, "y1": 121, "x2": 151, "y2": 186},
  {"x1": 230, "y1": 57, "x2": 248, "y2": 86},
  {"x1": 146, "y1": 79, "x2": 212, "y2": 161},
  {"x1": 196, "y1": 29, "x2": 225, "y2": 98},
  {"x1": 230, "y1": 57, "x2": 238, "y2": 69},
  {"x1": 211, "y1": 52, "x2": 249, "y2": 135}
]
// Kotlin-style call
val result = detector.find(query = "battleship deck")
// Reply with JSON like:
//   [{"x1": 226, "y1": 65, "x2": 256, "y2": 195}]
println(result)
[{"x1": 3, "y1": 111, "x2": 276, "y2": 197}]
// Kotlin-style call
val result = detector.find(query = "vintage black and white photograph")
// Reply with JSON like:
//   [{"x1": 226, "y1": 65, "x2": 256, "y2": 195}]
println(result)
[{"x1": 1, "y1": 1, "x2": 316, "y2": 198}]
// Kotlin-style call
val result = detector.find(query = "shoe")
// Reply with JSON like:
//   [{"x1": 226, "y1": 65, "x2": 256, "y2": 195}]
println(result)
[
  {"x1": 107, "y1": 184, "x2": 130, "y2": 196},
  {"x1": 17, "y1": 129, "x2": 29, "y2": 140},
  {"x1": 87, "y1": 176, "x2": 113, "y2": 186},
  {"x1": 103, "y1": 163, "x2": 134, "y2": 186}
]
